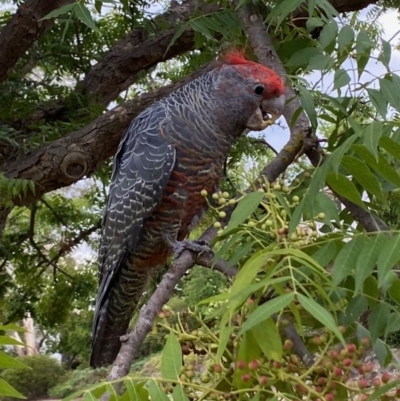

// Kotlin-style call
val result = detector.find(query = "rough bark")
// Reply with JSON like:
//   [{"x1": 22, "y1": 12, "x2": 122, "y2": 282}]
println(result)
[
  {"x1": 0, "y1": 0, "x2": 76, "y2": 84},
  {"x1": 3, "y1": 62, "x2": 216, "y2": 206}
]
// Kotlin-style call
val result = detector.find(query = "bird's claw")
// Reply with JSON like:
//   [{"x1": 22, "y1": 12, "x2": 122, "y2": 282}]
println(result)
[{"x1": 173, "y1": 240, "x2": 213, "y2": 259}]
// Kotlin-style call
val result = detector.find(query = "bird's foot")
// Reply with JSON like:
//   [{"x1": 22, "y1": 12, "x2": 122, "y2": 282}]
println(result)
[{"x1": 173, "y1": 239, "x2": 213, "y2": 259}]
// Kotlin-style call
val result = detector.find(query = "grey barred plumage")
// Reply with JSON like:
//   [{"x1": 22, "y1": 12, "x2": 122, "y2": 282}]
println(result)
[{"x1": 90, "y1": 53, "x2": 286, "y2": 367}]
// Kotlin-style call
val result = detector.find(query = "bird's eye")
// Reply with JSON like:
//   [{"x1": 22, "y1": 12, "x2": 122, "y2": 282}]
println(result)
[{"x1": 254, "y1": 85, "x2": 264, "y2": 95}]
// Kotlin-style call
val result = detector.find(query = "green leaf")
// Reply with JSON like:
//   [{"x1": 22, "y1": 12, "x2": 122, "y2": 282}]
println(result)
[
  {"x1": 333, "y1": 235, "x2": 368, "y2": 285},
  {"x1": 166, "y1": 23, "x2": 188, "y2": 55},
  {"x1": 353, "y1": 144, "x2": 400, "y2": 187},
  {"x1": 329, "y1": 133, "x2": 359, "y2": 174},
  {"x1": 0, "y1": 351, "x2": 29, "y2": 369},
  {"x1": 125, "y1": 380, "x2": 148, "y2": 401},
  {"x1": 367, "y1": 88, "x2": 388, "y2": 119},
  {"x1": 343, "y1": 295, "x2": 368, "y2": 327},
  {"x1": 298, "y1": 294, "x2": 344, "y2": 341},
  {"x1": 338, "y1": 25, "x2": 354, "y2": 53},
  {"x1": 363, "y1": 276, "x2": 379, "y2": 307},
  {"x1": 377, "y1": 234, "x2": 400, "y2": 288},
  {"x1": 315, "y1": 192, "x2": 340, "y2": 224},
  {"x1": 0, "y1": 324, "x2": 25, "y2": 332},
  {"x1": 238, "y1": 293, "x2": 295, "y2": 336},
  {"x1": 380, "y1": 78, "x2": 400, "y2": 112},
  {"x1": 356, "y1": 30, "x2": 373, "y2": 78},
  {"x1": 386, "y1": 312, "x2": 400, "y2": 335},
  {"x1": 228, "y1": 241, "x2": 254, "y2": 266},
  {"x1": 318, "y1": 20, "x2": 338, "y2": 49},
  {"x1": 147, "y1": 381, "x2": 170, "y2": 401},
  {"x1": 225, "y1": 191, "x2": 265, "y2": 231},
  {"x1": 373, "y1": 339, "x2": 392, "y2": 366},
  {"x1": 333, "y1": 69, "x2": 350, "y2": 90},
  {"x1": 341, "y1": 156, "x2": 384, "y2": 202},
  {"x1": 363, "y1": 122, "x2": 383, "y2": 159},
  {"x1": 0, "y1": 336, "x2": 24, "y2": 346},
  {"x1": 312, "y1": 241, "x2": 338, "y2": 267},
  {"x1": 306, "y1": 17, "x2": 323, "y2": 32},
  {"x1": 379, "y1": 136, "x2": 400, "y2": 161},
  {"x1": 40, "y1": 2, "x2": 77, "y2": 20},
  {"x1": 368, "y1": 304, "x2": 390, "y2": 342},
  {"x1": 0, "y1": 378, "x2": 26, "y2": 399},
  {"x1": 297, "y1": 84, "x2": 317, "y2": 129},
  {"x1": 172, "y1": 385, "x2": 190, "y2": 401},
  {"x1": 388, "y1": 278, "x2": 400, "y2": 305},
  {"x1": 307, "y1": 54, "x2": 333, "y2": 71},
  {"x1": 379, "y1": 39, "x2": 391, "y2": 67},
  {"x1": 216, "y1": 326, "x2": 234, "y2": 362},
  {"x1": 161, "y1": 332, "x2": 182, "y2": 380},
  {"x1": 230, "y1": 250, "x2": 268, "y2": 298},
  {"x1": 252, "y1": 318, "x2": 282, "y2": 361},
  {"x1": 189, "y1": 19, "x2": 213, "y2": 40},
  {"x1": 286, "y1": 48, "x2": 322, "y2": 67},
  {"x1": 267, "y1": 0, "x2": 303, "y2": 26},
  {"x1": 74, "y1": 3, "x2": 99, "y2": 31},
  {"x1": 325, "y1": 172, "x2": 365, "y2": 208},
  {"x1": 355, "y1": 234, "x2": 388, "y2": 293},
  {"x1": 83, "y1": 391, "x2": 97, "y2": 401}
]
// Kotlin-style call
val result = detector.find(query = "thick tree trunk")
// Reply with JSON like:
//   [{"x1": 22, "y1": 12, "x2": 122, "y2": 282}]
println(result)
[{"x1": 0, "y1": 0, "x2": 76, "y2": 83}]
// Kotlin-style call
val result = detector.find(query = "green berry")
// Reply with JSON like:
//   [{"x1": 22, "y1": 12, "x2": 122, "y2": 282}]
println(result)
[
  {"x1": 222, "y1": 191, "x2": 230, "y2": 199},
  {"x1": 200, "y1": 189, "x2": 208, "y2": 197},
  {"x1": 273, "y1": 184, "x2": 281, "y2": 191},
  {"x1": 318, "y1": 212, "x2": 325, "y2": 219},
  {"x1": 214, "y1": 222, "x2": 221, "y2": 229},
  {"x1": 292, "y1": 195, "x2": 300, "y2": 202},
  {"x1": 265, "y1": 219, "x2": 273, "y2": 226},
  {"x1": 212, "y1": 193, "x2": 219, "y2": 200},
  {"x1": 219, "y1": 211, "x2": 226, "y2": 218},
  {"x1": 219, "y1": 198, "x2": 226, "y2": 205}
]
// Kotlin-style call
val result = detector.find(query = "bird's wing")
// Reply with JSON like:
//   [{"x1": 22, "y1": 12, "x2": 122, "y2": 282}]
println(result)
[{"x1": 95, "y1": 103, "x2": 176, "y2": 317}]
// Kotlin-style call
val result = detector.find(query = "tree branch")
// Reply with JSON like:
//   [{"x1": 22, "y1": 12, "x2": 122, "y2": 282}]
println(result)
[
  {"x1": 0, "y1": 0, "x2": 76, "y2": 84},
  {"x1": 29, "y1": 0, "x2": 220, "y2": 124},
  {"x1": 3, "y1": 62, "x2": 216, "y2": 207}
]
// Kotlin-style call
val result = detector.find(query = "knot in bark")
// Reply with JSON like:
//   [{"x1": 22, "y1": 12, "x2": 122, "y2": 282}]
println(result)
[{"x1": 60, "y1": 151, "x2": 88, "y2": 180}]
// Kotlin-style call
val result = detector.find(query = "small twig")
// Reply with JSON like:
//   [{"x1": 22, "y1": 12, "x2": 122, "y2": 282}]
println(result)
[
  {"x1": 249, "y1": 138, "x2": 279, "y2": 156},
  {"x1": 28, "y1": 204, "x2": 75, "y2": 281},
  {"x1": 40, "y1": 197, "x2": 71, "y2": 229}
]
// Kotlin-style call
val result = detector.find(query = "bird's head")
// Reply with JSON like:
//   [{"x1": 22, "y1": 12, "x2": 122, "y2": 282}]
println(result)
[{"x1": 215, "y1": 51, "x2": 286, "y2": 131}]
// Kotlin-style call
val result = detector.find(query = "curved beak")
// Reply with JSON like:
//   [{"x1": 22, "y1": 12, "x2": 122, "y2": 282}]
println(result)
[{"x1": 261, "y1": 94, "x2": 286, "y2": 123}]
